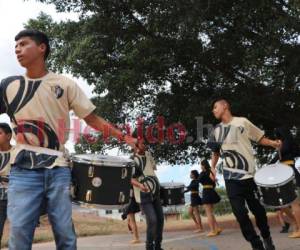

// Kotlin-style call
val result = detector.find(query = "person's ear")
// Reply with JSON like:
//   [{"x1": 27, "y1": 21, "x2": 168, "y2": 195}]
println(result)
[
  {"x1": 39, "y1": 43, "x2": 47, "y2": 57},
  {"x1": 6, "y1": 133, "x2": 12, "y2": 141}
]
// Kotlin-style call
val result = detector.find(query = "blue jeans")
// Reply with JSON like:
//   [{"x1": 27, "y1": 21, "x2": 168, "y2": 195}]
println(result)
[{"x1": 7, "y1": 166, "x2": 76, "y2": 250}]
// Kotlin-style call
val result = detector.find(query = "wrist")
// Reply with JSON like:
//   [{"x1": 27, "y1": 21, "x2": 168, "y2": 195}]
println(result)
[{"x1": 124, "y1": 134, "x2": 136, "y2": 144}]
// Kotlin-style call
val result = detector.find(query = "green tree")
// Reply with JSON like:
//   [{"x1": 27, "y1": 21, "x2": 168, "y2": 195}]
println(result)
[{"x1": 26, "y1": 0, "x2": 300, "y2": 163}]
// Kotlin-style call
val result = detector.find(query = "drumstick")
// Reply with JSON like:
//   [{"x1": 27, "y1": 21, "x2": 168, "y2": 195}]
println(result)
[{"x1": 277, "y1": 140, "x2": 282, "y2": 161}]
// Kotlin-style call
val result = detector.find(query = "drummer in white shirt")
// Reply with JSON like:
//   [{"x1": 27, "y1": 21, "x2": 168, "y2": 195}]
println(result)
[
  {"x1": 130, "y1": 138, "x2": 164, "y2": 250},
  {"x1": 209, "y1": 98, "x2": 280, "y2": 250}
]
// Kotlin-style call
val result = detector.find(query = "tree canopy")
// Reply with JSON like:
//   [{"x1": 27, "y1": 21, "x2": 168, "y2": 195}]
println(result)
[{"x1": 26, "y1": 0, "x2": 300, "y2": 164}]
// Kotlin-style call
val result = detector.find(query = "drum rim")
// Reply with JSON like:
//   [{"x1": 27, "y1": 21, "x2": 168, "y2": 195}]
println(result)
[
  {"x1": 255, "y1": 173, "x2": 295, "y2": 187},
  {"x1": 259, "y1": 196, "x2": 298, "y2": 209},
  {"x1": 72, "y1": 200, "x2": 129, "y2": 210},
  {"x1": 71, "y1": 154, "x2": 133, "y2": 167},
  {"x1": 160, "y1": 182, "x2": 185, "y2": 189},
  {"x1": 254, "y1": 164, "x2": 295, "y2": 187}
]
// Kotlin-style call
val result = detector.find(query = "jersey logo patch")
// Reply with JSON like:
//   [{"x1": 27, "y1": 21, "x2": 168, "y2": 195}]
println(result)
[{"x1": 51, "y1": 85, "x2": 64, "y2": 99}]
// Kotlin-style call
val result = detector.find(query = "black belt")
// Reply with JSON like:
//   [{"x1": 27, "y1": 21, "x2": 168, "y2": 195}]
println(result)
[{"x1": 0, "y1": 176, "x2": 9, "y2": 183}]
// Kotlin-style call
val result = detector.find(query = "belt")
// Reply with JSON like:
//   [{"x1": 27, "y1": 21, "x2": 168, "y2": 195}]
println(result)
[
  {"x1": 0, "y1": 176, "x2": 9, "y2": 183},
  {"x1": 203, "y1": 185, "x2": 214, "y2": 189},
  {"x1": 281, "y1": 160, "x2": 294, "y2": 165},
  {"x1": 191, "y1": 191, "x2": 199, "y2": 194}
]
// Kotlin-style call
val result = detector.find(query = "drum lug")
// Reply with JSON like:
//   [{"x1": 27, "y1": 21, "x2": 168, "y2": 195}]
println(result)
[
  {"x1": 70, "y1": 184, "x2": 76, "y2": 199},
  {"x1": 88, "y1": 166, "x2": 94, "y2": 178},
  {"x1": 118, "y1": 192, "x2": 125, "y2": 203},
  {"x1": 257, "y1": 187, "x2": 262, "y2": 197},
  {"x1": 86, "y1": 190, "x2": 92, "y2": 202},
  {"x1": 168, "y1": 198, "x2": 171, "y2": 205},
  {"x1": 121, "y1": 168, "x2": 128, "y2": 179},
  {"x1": 276, "y1": 188, "x2": 280, "y2": 193},
  {"x1": 279, "y1": 198, "x2": 283, "y2": 206},
  {"x1": 259, "y1": 197, "x2": 263, "y2": 203}
]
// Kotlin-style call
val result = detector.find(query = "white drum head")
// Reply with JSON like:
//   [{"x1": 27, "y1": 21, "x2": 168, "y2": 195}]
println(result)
[
  {"x1": 160, "y1": 182, "x2": 184, "y2": 189},
  {"x1": 72, "y1": 154, "x2": 133, "y2": 167},
  {"x1": 254, "y1": 163, "x2": 294, "y2": 186}
]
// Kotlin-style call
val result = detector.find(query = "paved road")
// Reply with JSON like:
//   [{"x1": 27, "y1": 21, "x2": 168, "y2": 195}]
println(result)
[{"x1": 16, "y1": 227, "x2": 300, "y2": 250}]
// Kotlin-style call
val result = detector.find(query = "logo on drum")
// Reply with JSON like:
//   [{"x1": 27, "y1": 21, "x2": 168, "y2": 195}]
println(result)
[{"x1": 92, "y1": 177, "x2": 102, "y2": 188}]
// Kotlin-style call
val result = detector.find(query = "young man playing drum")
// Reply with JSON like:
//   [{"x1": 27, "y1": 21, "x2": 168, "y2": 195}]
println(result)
[
  {"x1": 209, "y1": 98, "x2": 280, "y2": 250},
  {"x1": 131, "y1": 138, "x2": 164, "y2": 250},
  {"x1": 0, "y1": 29, "x2": 137, "y2": 250},
  {"x1": 0, "y1": 123, "x2": 13, "y2": 248}
]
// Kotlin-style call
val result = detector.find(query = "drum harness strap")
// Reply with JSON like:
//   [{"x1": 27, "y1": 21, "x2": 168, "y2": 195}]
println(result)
[
  {"x1": 135, "y1": 154, "x2": 155, "y2": 201},
  {"x1": 2, "y1": 82, "x2": 31, "y2": 145}
]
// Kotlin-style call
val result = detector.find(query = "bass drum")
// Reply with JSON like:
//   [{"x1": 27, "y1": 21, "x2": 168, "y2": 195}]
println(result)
[
  {"x1": 160, "y1": 182, "x2": 185, "y2": 206},
  {"x1": 71, "y1": 154, "x2": 134, "y2": 209}
]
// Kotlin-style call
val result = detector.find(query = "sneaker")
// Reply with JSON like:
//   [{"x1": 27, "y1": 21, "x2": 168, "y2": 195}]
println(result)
[
  {"x1": 280, "y1": 222, "x2": 290, "y2": 233},
  {"x1": 130, "y1": 239, "x2": 141, "y2": 244},
  {"x1": 206, "y1": 231, "x2": 218, "y2": 237},
  {"x1": 288, "y1": 231, "x2": 300, "y2": 238},
  {"x1": 155, "y1": 243, "x2": 164, "y2": 250},
  {"x1": 263, "y1": 237, "x2": 275, "y2": 250},
  {"x1": 216, "y1": 228, "x2": 223, "y2": 234},
  {"x1": 252, "y1": 247, "x2": 265, "y2": 250},
  {"x1": 251, "y1": 238, "x2": 265, "y2": 250}
]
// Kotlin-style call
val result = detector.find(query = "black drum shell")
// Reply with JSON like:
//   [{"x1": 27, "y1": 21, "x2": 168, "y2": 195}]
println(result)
[
  {"x1": 72, "y1": 160, "x2": 133, "y2": 206},
  {"x1": 160, "y1": 185, "x2": 185, "y2": 206},
  {"x1": 257, "y1": 179, "x2": 297, "y2": 208}
]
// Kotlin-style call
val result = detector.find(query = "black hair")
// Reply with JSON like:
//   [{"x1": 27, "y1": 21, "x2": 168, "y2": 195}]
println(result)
[
  {"x1": 274, "y1": 126, "x2": 300, "y2": 157},
  {"x1": 0, "y1": 123, "x2": 12, "y2": 134},
  {"x1": 15, "y1": 29, "x2": 50, "y2": 60},
  {"x1": 191, "y1": 170, "x2": 200, "y2": 179},
  {"x1": 201, "y1": 159, "x2": 211, "y2": 172},
  {"x1": 211, "y1": 97, "x2": 231, "y2": 109},
  {"x1": 274, "y1": 127, "x2": 293, "y2": 141}
]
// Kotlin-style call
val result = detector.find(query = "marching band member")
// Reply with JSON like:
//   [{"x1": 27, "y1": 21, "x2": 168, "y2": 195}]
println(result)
[
  {"x1": 184, "y1": 170, "x2": 204, "y2": 233},
  {"x1": 272, "y1": 126, "x2": 300, "y2": 238},
  {"x1": 209, "y1": 98, "x2": 280, "y2": 250},
  {"x1": 199, "y1": 159, "x2": 222, "y2": 237},
  {"x1": 0, "y1": 123, "x2": 13, "y2": 248},
  {"x1": 131, "y1": 138, "x2": 164, "y2": 250},
  {"x1": 0, "y1": 29, "x2": 137, "y2": 250}
]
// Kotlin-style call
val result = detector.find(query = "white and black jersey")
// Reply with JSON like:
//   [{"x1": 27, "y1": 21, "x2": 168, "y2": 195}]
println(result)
[
  {"x1": 0, "y1": 72, "x2": 95, "y2": 169},
  {"x1": 0, "y1": 150, "x2": 12, "y2": 200},
  {"x1": 208, "y1": 117, "x2": 264, "y2": 180},
  {"x1": 132, "y1": 151, "x2": 160, "y2": 203}
]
